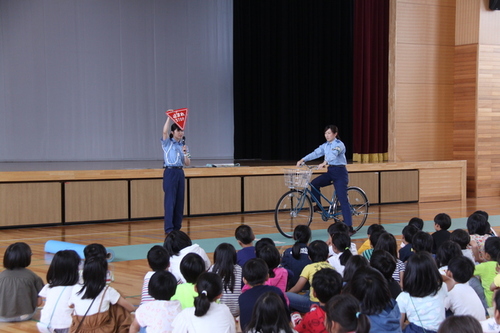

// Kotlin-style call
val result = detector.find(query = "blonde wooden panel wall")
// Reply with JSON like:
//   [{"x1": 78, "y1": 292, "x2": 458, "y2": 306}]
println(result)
[
  {"x1": 419, "y1": 167, "x2": 464, "y2": 202},
  {"x1": 349, "y1": 172, "x2": 380, "y2": 204},
  {"x1": 130, "y1": 179, "x2": 188, "y2": 218},
  {"x1": 396, "y1": 1, "x2": 455, "y2": 45},
  {"x1": 244, "y1": 176, "x2": 284, "y2": 212},
  {"x1": 476, "y1": 44, "x2": 500, "y2": 197},
  {"x1": 65, "y1": 180, "x2": 128, "y2": 222},
  {"x1": 455, "y1": 0, "x2": 480, "y2": 45},
  {"x1": 454, "y1": 44, "x2": 478, "y2": 197},
  {"x1": 0, "y1": 182, "x2": 61, "y2": 226},
  {"x1": 380, "y1": 170, "x2": 419, "y2": 203},
  {"x1": 389, "y1": 0, "x2": 456, "y2": 162},
  {"x1": 130, "y1": 179, "x2": 163, "y2": 219},
  {"x1": 189, "y1": 177, "x2": 241, "y2": 215}
]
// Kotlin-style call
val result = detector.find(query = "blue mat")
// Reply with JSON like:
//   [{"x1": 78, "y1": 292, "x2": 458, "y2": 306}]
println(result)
[{"x1": 107, "y1": 215, "x2": 500, "y2": 262}]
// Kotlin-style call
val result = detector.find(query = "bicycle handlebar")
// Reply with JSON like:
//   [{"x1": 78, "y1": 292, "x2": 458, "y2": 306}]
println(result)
[{"x1": 299, "y1": 163, "x2": 318, "y2": 170}]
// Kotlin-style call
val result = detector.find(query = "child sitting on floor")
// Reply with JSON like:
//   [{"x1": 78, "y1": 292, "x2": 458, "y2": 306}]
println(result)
[
  {"x1": 141, "y1": 245, "x2": 170, "y2": 304},
  {"x1": 243, "y1": 244, "x2": 288, "y2": 303},
  {"x1": 292, "y1": 268, "x2": 342, "y2": 333},
  {"x1": 172, "y1": 272, "x2": 236, "y2": 333},
  {"x1": 399, "y1": 225, "x2": 418, "y2": 263},
  {"x1": 38, "y1": 250, "x2": 80, "y2": 333},
  {"x1": 357, "y1": 223, "x2": 385, "y2": 254},
  {"x1": 432, "y1": 213, "x2": 452, "y2": 254},
  {"x1": 235, "y1": 224, "x2": 256, "y2": 268},
  {"x1": 408, "y1": 217, "x2": 424, "y2": 231},
  {"x1": 164, "y1": 231, "x2": 211, "y2": 284},
  {"x1": 474, "y1": 236, "x2": 500, "y2": 308},
  {"x1": 327, "y1": 233, "x2": 352, "y2": 276},
  {"x1": 208, "y1": 243, "x2": 242, "y2": 317},
  {"x1": 450, "y1": 229, "x2": 475, "y2": 263},
  {"x1": 245, "y1": 292, "x2": 296, "y2": 333},
  {"x1": 444, "y1": 256, "x2": 485, "y2": 321},
  {"x1": 0, "y1": 242, "x2": 44, "y2": 322},
  {"x1": 172, "y1": 253, "x2": 206, "y2": 309},
  {"x1": 287, "y1": 240, "x2": 333, "y2": 314},
  {"x1": 481, "y1": 288, "x2": 500, "y2": 332},
  {"x1": 239, "y1": 258, "x2": 288, "y2": 331},
  {"x1": 130, "y1": 271, "x2": 181, "y2": 333},
  {"x1": 344, "y1": 266, "x2": 402, "y2": 333},
  {"x1": 281, "y1": 225, "x2": 312, "y2": 290},
  {"x1": 324, "y1": 294, "x2": 370, "y2": 333}
]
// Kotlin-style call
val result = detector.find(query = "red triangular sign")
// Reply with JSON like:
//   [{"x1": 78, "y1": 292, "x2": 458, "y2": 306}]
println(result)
[{"x1": 166, "y1": 108, "x2": 188, "y2": 130}]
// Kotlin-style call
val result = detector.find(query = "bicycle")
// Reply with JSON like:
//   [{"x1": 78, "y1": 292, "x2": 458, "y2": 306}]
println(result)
[{"x1": 274, "y1": 165, "x2": 369, "y2": 238}]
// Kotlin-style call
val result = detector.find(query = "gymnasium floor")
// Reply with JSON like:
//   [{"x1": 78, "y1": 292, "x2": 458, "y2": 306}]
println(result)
[{"x1": 1, "y1": 197, "x2": 500, "y2": 332}]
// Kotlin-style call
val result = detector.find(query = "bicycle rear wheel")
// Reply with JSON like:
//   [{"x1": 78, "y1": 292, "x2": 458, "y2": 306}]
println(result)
[
  {"x1": 334, "y1": 186, "x2": 369, "y2": 232},
  {"x1": 275, "y1": 190, "x2": 313, "y2": 238}
]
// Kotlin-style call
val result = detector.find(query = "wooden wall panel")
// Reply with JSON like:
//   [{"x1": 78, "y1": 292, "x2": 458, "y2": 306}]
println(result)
[
  {"x1": 189, "y1": 177, "x2": 241, "y2": 215},
  {"x1": 130, "y1": 179, "x2": 163, "y2": 219},
  {"x1": 390, "y1": 0, "x2": 456, "y2": 163},
  {"x1": 396, "y1": 44, "x2": 455, "y2": 84},
  {"x1": 65, "y1": 181, "x2": 128, "y2": 222},
  {"x1": 475, "y1": 44, "x2": 500, "y2": 196},
  {"x1": 395, "y1": 84, "x2": 454, "y2": 123},
  {"x1": 394, "y1": 123, "x2": 454, "y2": 161},
  {"x1": 476, "y1": 44, "x2": 500, "y2": 197},
  {"x1": 397, "y1": 2, "x2": 455, "y2": 45},
  {"x1": 244, "y1": 176, "x2": 284, "y2": 211},
  {"x1": 129, "y1": 179, "x2": 186, "y2": 219},
  {"x1": 397, "y1": 0, "x2": 455, "y2": 6},
  {"x1": 380, "y1": 170, "x2": 419, "y2": 203},
  {"x1": 455, "y1": 0, "x2": 480, "y2": 45},
  {"x1": 454, "y1": 44, "x2": 478, "y2": 197},
  {"x1": 349, "y1": 172, "x2": 380, "y2": 205},
  {"x1": 0, "y1": 182, "x2": 61, "y2": 226},
  {"x1": 419, "y1": 168, "x2": 464, "y2": 202}
]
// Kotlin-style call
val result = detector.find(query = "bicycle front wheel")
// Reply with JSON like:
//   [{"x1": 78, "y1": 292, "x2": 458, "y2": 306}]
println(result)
[
  {"x1": 275, "y1": 190, "x2": 313, "y2": 238},
  {"x1": 334, "y1": 187, "x2": 369, "y2": 232}
]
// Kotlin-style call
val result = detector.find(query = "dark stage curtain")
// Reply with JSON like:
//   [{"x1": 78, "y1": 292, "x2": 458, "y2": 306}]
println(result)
[
  {"x1": 352, "y1": 0, "x2": 389, "y2": 163},
  {"x1": 233, "y1": 1, "x2": 354, "y2": 161}
]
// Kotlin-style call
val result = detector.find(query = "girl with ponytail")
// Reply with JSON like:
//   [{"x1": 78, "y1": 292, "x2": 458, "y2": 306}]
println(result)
[
  {"x1": 172, "y1": 272, "x2": 235, "y2": 333},
  {"x1": 325, "y1": 294, "x2": 370, "y2": 333},
  {"x1": 281, "y1": 225, "x2": 312, "y2": 290},
  {"x1": 327, "y1": 233, "x2": 352, "y2": 276}
]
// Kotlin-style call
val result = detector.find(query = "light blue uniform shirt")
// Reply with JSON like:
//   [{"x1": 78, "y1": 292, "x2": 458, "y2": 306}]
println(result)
[
  {"x1": 161, "y1": 138, "x2": 185, "y2": 167},
  {"x1": 302, "y1": 138, "x2": 347, "y2": 166}
]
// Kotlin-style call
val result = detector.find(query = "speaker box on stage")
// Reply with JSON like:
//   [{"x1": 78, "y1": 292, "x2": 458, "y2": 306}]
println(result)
[{"x1": 490, "y1": 0, "x2": 500, "y2": 10}]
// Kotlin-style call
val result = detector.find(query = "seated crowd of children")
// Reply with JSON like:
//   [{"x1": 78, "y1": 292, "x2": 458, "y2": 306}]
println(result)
[{"x1": 2, "y1": 210, "x2": 500, "y2": 332}]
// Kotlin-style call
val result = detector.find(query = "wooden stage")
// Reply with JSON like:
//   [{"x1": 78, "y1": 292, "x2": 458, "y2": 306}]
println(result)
[{"x1": 0, "y1": 159, "x2": 467, "y2": 228}]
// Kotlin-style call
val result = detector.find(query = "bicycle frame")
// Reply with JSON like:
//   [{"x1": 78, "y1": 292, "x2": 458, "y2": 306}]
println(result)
[{"x1": 302, "y1": 183, "x2": 342, "y2": 221}]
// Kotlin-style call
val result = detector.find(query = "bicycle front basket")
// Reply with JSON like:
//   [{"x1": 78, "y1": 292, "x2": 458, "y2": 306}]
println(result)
[{"x1": 283, "y1": 168, "x2": 312, "y2": 189}]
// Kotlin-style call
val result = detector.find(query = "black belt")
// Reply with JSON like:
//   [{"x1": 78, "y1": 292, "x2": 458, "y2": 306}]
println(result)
[
  {"x1": 328, "y1": 165, "x2": 346, "y2": 168},
  {"x1": 164, "y1": 166, "x2": 183, "y2": 169}
]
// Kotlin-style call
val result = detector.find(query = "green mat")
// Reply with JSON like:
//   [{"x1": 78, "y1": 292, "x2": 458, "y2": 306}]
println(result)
[{"x1": 107, "y1": 215, "x2": 500, "y2": 262}]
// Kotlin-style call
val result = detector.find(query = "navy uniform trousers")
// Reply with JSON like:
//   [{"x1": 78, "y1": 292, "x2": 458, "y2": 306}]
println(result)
[
  {"x1": 310, "y1": 165, "x2": 352, "y2": 227},
  {"x1": 163, "y1": 168, "x2": 185, "y2": 233}
]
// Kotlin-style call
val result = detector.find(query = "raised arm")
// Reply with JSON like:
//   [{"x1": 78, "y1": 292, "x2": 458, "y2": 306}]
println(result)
[{"x1": 162, "y1": 113, "x2": 172, "y2": 141}]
